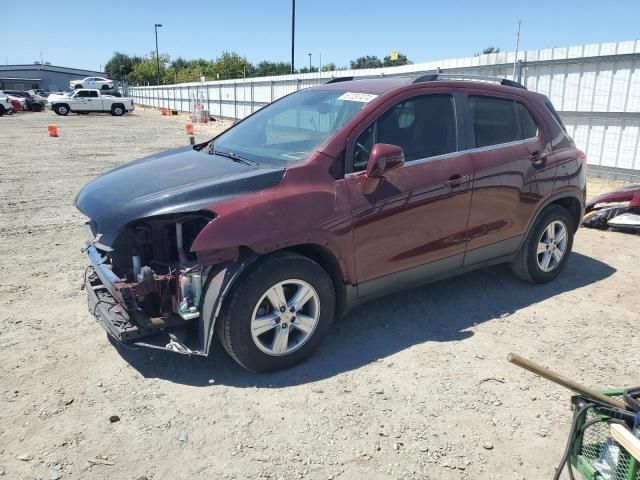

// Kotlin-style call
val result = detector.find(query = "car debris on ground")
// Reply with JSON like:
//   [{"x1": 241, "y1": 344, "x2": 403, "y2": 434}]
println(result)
[{"x1": 583, "y1": 183, "x2": 640, "y2": 232}]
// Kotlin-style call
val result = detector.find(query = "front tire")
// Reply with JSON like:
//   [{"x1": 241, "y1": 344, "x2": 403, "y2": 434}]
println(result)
[
  {"x1": 511, "y1": 204, "x2": 574, "y2": 283},
  {"x1": 216, "y1": 253, "x2": 335, "y2": 372},
  {"x1": 74, "y1": 84, "x2": 82, "y2": 90},
  {"x1": 53, "y1": 104, "x2": 69, "y2": 116}
]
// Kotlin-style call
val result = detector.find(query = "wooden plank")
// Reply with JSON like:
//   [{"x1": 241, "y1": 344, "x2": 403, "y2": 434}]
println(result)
[
  {"x1": 610, "y1": 424, "x2": 640, "y2": 462},
  {"x1": 507, "y1": 353, "x2": 628, "y2": 410}
]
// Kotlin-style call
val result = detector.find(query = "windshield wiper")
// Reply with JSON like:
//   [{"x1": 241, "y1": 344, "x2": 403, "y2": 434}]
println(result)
[{"x1": 212, "y1": 149, "x2": 258, "y2": 166}]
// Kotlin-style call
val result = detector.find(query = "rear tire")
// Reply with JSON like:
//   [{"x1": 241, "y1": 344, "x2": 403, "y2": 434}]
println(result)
[
  {"x1": 111, "y1": 104, "x2": 125, "y2": 116},
  {"x1": 511, "y1": 204, "x2": 574, "y2": 283},
  {"x1": 216, "y1": 252, "x2": 335, "y2": 372},
  {"x1": 101, "y1": 85, "x2": 109, "y2": 90},
  {"x1": 0, "y1": 106, "x2": 4, "y2": 117}
]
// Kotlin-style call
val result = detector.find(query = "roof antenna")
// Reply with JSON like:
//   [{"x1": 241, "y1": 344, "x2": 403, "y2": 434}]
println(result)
[{"x1": 513, "y1": 20, "x2": 521, "y2": 79}]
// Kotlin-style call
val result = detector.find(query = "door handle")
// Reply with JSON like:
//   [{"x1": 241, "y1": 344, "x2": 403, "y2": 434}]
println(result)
[
  {"x1": 445, "y1": 174, "x2": 470, "y2": 188},
  {"x1": 529, "y1": 151, "x2": 547, "y2": 168}
]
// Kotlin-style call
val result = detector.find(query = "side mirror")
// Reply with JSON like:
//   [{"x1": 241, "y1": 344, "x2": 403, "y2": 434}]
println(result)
[
  {"x1": 366, "y1": 143, "x2": 405, "y2": 178},
  {"x1": 361, "y1": 143, "x2": 405, "y2": 194}
]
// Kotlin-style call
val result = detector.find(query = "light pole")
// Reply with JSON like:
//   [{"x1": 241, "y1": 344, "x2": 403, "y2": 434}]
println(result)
[
  {"x1": 308, "y1": 53, "x2": 312, "y2": 71},
  {"x1": 154, "y1": 23, "x2": 162, "y2": 85},
  {"x1": 290, "y1": 0, "x2": 295, "y2": 73}
]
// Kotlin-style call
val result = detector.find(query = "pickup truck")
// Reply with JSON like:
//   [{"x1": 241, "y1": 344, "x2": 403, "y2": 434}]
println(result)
[{"x1": 50, "y1": 89, "x2": 134, "y2": 116}]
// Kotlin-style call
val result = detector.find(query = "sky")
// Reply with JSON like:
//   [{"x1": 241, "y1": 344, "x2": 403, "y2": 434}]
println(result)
[{"x1": 1, "y1": 0, "x2": 639, "y2": 72}]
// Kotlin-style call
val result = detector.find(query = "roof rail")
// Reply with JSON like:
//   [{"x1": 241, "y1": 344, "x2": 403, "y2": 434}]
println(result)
[
  {"x1": 326, "y1": 76, "x2": 354, "y2": 84},
  {"x1": 413, "y1": 73, "x2": 526, "y2": 90}
]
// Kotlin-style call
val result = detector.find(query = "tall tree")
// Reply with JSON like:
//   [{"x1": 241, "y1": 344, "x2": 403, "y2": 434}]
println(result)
[
  {"x1": 129, "y1": 52, "x2": 170, "y2": 85},
  {"x1": 383, "y1": 52, "x2": 410, "y2": 67},
  {"x1": 253, "y1": 61, "x2": 292, "y2": 77},
  {"x1": 350, "y1": 55, "x2": 383, "y2": 69},
  {"x1": 212, "y1": 52, "x2": 253, "y2": 80},
  {"x1": 104, "y1": 52, "x2": 142, "y2": 80}
]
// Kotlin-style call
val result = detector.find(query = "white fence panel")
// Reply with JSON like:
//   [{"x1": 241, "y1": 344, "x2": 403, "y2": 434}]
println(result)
[{"x1": 129, "y1": 40, "x2": 640, "y2": 174}]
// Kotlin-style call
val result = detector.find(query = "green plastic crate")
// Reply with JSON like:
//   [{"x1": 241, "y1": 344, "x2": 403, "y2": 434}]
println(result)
[{"x1": 569, "y1": 389, "x2": 640, "y2": 480}]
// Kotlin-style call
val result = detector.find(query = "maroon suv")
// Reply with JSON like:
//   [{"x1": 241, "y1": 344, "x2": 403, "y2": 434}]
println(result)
[{"x1": 76, "y1": 74, "x2": 586, "y2": 372}]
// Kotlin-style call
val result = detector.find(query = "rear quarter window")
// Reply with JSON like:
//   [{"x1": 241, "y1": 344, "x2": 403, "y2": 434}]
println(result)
[{"x1": 544, "y1": 99, "x2": 567, "y2": 132}]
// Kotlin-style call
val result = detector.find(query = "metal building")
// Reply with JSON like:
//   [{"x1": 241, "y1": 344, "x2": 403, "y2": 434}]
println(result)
[{"x1": 0, "y1": 64, "x2": 107, "y2": 92}]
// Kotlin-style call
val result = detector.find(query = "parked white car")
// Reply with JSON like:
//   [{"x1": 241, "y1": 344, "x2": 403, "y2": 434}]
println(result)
[
  {"x1": 70, "y1": 76, "x2": 115, "y2": 90},
  {"x1": 0, "y1": 92, "x2": 13, "y2": 116},
  {"x1": 50, "y1": 89, "x2": 134, "y2": 116}
]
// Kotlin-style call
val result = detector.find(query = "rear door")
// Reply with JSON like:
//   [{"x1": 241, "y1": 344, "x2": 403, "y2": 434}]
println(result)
[
  {"x1": 463, "y1": 91, "x2": 556, "y2": 266},
  {"x1": 343, "y1": 89, "x2": 473, "y2": 298},
  {"x1": 87, "y1": 90, "x2": 101, "y2": 110}
]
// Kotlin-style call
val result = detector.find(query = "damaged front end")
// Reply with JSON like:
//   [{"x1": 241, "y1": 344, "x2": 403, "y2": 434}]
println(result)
[{"x1": 83, "y1": 213, "x2": 248, "y2": 355}]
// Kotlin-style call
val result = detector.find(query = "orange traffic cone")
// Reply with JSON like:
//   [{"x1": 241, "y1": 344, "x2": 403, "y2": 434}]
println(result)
[
  {"x1": 48, "y1": 125, "x2": 58, "y2": 137},
  {"x1": 185, "y1": 124, "x2": 194, "y2": 135}
]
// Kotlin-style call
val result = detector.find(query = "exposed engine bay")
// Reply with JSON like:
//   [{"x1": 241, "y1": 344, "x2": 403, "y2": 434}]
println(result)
[
  {"x1": 109, "y1": 213, "x2": 211, "y2": 318},
  {"x1": 85, "y1": 212, "x2": 230, "y2": 354}
]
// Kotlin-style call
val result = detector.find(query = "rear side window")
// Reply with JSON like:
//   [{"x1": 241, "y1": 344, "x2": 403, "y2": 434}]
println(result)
[
  {"x1": 89, "y1": 91, "x2": 99, "y2": 98},
  {"x1": 469, "y1": 96, "x2": 539, "y2": 148}
]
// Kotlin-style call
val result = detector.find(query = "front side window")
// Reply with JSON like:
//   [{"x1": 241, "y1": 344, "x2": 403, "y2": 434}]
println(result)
[
  {"x1": 76, "y1": 90, "x2": 90, "y2": 98},
  {"x1": 469, "y1": 96, "x2": 539, "y2": 148},
  {"x1": 353, "y1": 94, "x2": 457, "y2": 172},
  {"x1": 210, "y1": 89, "x2": 373, "y2": 165}
]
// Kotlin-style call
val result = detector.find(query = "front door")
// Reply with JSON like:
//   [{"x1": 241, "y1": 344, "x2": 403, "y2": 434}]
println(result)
[
  {"x1": 344, "y1": 92, "x2": 473, "y2": 298},
  {"x1": 73, "y1": 90, "x2": 93, "y2": 111}
]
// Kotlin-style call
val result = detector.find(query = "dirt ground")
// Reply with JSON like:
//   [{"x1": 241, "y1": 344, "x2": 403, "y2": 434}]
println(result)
[{"x1": 0, "y1": 107, "x2": 639, "y2": 480}]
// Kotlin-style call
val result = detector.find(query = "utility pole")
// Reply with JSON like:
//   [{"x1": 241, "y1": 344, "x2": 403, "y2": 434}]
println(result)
[
  {"x1": 155, "y1": 23, "x2": 163, "y2": 85},
  {"x1": 319, "y1": 52, "x2": 322, "y2": 73},
  {"x1": 290, "y1": 0, "x2": 295, "y2": 73},
  {"x1": 308, "y1": 53, "x2": 312, "y2": 71},
  {"x1": 513, "y1": 20, "x2": 521, "y2": 79}
]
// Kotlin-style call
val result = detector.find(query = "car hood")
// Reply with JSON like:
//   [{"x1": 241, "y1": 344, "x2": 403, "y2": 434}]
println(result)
[
  {"x1": 47, "y1": 93, "x2": 70, "y2": 101},
  {"x1": 75, "y1": 146, "x2": 285, "y2": 246}
]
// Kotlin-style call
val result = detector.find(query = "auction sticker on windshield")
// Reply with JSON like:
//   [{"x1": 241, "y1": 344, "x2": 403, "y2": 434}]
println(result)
[{"x1": 338, "y1": 92, "x2": 378, "y2": 103}]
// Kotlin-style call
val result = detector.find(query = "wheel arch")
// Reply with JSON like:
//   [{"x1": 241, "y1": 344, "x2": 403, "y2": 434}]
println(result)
[
  {"x1": 199, "y1": 243, "x2": 349, "y2": 355},
  {"x1": 283, "y1": 244, "x2": 348, "y2": 317},
  {"x1": 525, "y1": 189, "x2": 584, "y2": 240}
]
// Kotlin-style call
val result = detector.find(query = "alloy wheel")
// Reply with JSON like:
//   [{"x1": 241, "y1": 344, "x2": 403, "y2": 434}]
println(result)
[
  {"x1": 536, "y1": 220, "x2": 568, "y2": 272},
  {"x1": 250, "y1": 279, "x2": 320, "y2": 356}
]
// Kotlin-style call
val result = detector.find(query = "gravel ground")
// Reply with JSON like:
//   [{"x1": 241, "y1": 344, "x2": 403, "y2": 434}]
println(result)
[{"x1": 0, "y1": 107, "x2": 639, "y2": 480}]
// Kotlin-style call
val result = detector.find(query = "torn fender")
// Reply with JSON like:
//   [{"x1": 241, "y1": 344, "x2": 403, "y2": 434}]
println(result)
[{"x1": 199, "y1": 255, "x2": 258, "y2": 355}]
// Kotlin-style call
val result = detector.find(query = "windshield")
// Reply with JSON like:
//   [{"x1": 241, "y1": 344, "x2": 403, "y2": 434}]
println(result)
[{"x1": 209, "y1": 89, "x2": 376, "y2": 165}]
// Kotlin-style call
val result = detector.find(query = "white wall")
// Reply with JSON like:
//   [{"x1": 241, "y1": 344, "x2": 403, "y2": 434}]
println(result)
[{"x1": 129, "y1": 40, "x2": 640, "y2": 173}]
